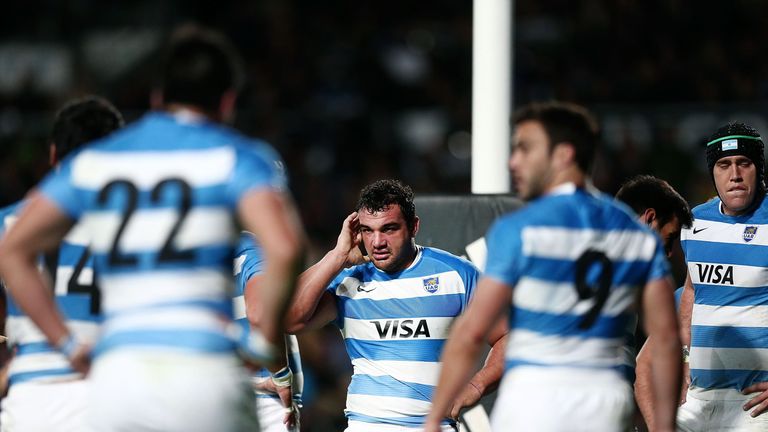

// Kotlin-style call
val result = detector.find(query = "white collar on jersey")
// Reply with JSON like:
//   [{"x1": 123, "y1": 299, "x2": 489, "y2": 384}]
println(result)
[
  {"x1": 547, "y1": 180, "x2": 599, "y2": 197},
  {"x1": 170, "y1": 108, "x2": 208, "y2": 125},
  {"x1": 548, "y1": 182, "x2": 577, "y2": 196}
]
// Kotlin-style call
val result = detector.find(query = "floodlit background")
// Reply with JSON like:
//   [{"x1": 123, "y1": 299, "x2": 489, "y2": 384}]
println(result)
[{"x1": 2, "y1": 1, "x2": 767, "y2": 430}]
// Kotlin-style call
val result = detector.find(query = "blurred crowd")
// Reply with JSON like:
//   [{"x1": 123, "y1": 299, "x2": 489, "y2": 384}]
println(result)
[{"x1": 2, "y1": 1, "x2": 768, "y2": 429}]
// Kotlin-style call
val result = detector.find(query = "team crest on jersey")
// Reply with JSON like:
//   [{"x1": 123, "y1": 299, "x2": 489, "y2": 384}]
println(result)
[
  {"x1": 423, "y1": 276, "x2": 439, "y2": 293},
  {"x1": 743, "y1": 226, "x2": 758, "y2": 242}
]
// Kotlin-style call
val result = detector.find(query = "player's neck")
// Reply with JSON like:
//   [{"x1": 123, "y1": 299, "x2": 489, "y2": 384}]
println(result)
[
  {"x1": 544, "y1": 167, "x2": 586, "y2": 194},
  {"x1": 164, "y1": 104, "x2": 218, "y2": 122}
]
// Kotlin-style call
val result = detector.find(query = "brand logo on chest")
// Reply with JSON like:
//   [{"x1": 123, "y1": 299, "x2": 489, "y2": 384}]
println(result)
[
  {"x1": 743, "y1": 226, "x2": 758, "y2": 243},
  {"x1": 423, "y1": 276, "x2": 439, "y2": 293}
]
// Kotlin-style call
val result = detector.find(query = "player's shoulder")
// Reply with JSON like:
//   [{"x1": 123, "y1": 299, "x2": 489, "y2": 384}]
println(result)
[
  {"x1": 691, "y1": 196, "x2": 721, "y2": 219},
  {"x1": 334, "y1": 262, "x2": 374, "y2": 285},
  {"x1": 419, "y1": 246, "x2": 479, "y2": 274}
]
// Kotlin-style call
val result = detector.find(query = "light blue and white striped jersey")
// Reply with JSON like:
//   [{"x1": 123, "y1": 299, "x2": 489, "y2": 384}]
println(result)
[
  {"x1": 37, "y1": 111, "x2": 287, "y2": 358},
  {"x1": 233, "y1": 231, "x2": 303, "y2": 404},
  {"x1": 0, "y1": 201, "x2": 101, "y2": 385},
  {"x1": 681, "y1": 196, "x2": 768, "y2": 397},
  {"x1": 327, "y1": 246, "x2": 478, "y2": 428},
  {"x1": 484, "y1": 184, "x2": 669, "y2": 379}
]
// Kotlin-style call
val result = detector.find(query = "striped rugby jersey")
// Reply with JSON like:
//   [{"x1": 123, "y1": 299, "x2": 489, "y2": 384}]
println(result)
[
  {"x1": 233, "y1": 231, "x2": 303, "y2": 404},
  {"x1": 484, "y1": 183, "x2": 669, "y2": 378},
  {"x1": 37, "y1": 111, "x2": 287, "y2": 358},
  {"x1": 328, "y1": 246, "x2": 478, "y2": 427},
  {"x1": 0, "y1": 201, "x2": 101, "y2": 385},
  {"x1": 681, "y1": 196, "x2": 768, "y2": 397}
]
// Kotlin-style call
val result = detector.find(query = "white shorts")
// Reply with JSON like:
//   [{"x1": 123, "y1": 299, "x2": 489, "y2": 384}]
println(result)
[
  {"x1": 0, "y1": 379, "x2": 88, "y2": 432},
  {"x1": 256, "y1": 397, "x2": 299, "y2": 432},
  {"x1": 490, "y1": 366, "x2": 633, "y2": 432},
  {"x1": 87, "y1": 350, "x2": 258, "y2": 432},
  {"x1": 345, "y1": 420, "x2": 457, "y2": 432},
  {"x1": 677, "y1": 388, "x2": 768, "y2": 431}
]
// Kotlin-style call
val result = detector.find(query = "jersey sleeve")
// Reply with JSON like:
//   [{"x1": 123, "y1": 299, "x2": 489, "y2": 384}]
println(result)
[
  {"x1": 647, "y1": 236, "x2": 671, "y2": 282},
  {"x1": 326, "y1": 269, "x2": 348, "y2": 296},
  {"x1": 227, "y1": 142, "x2": 288, "y2": 206},
  {"x1": 483, "y1": 217, "x2": 523, "y2": 288},
  {"x1": 460, "y1": 262, "x2": 480, "y2": 310},
  {"x1": 233, "y1": 232, "x2": 265, "y2": 295},
  {"x1": 37, "y1": 157, "x2": 83, "y2": 219}
]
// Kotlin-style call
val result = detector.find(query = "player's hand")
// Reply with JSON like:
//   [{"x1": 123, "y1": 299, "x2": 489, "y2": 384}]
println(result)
[
  {"x1": 69, "y1": 343, "x2": 92, "y2": 376},
  {"x1": 448, "y1": 381, "x2": 483, "y2": 419},
  {"x1": 423, "y1": 419, "x2": 443, "y2": 432},
  {"x1": 254, "y1": 377, "x2": 299, "y2": 429},
  {"x1": 743, "y1": 382, "x2": 768, "y2": 417},
  {"x1": 335, "y1": 212, "x2": 369, "y2": 266},
  {"x1": 679, "y1": 363, "x2": 690, "y2": 406}
]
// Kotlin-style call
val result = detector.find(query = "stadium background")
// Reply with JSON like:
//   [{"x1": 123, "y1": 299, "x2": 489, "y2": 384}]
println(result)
[{"x1": 1, "y1": 0, "x2": 766, "y2": 430}]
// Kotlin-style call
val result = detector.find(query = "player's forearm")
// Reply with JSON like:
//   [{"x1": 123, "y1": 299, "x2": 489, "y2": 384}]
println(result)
[
  {"x1": 285, "y1": 249, "x2": 345, "y2": 332},
  {"x1": 428, "y1": 318, "x2": 485, "y2": 424},
  {"x1": 634, "y1": 340, "x2": 656, "y2": 430},
  {"x1": 679, "y1": 280, "x2": 693, "y2": 347},
  {"x1": 649, "y1": 329, "x2": 682, "y2": 430},
  {"x1": 0, "y1": 252, "x2": 69, "y2": 346},
  {"x1": 467, "y1": 334, "x2": 506, "y2": 396},
  {"x1": 258, "y1": 245, "x2": 304, "y2": 350}
]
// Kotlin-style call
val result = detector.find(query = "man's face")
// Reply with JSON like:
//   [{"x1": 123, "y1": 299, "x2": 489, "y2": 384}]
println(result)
[
  {"x1": 358, "y1": 204, "x2": 418, "y2": 273},
  {"x1": 650, "y1": 216, "x2": 682, "y2": 258},
  {"x1": 510, "y1": 120, "x2": 555, "y2": 200},
  {"x1": 713, "y1": 155, "x2": 757, "y2": 215}
]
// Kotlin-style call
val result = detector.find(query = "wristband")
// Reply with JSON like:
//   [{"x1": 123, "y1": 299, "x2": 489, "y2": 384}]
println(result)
[
  {"x1": 682, "y1": 344, "x2": 690, "y2": 364},
  {"x1": 271, "y1": 366, "x2": 293, "y2": 388},
  {"x1": 57, "y1": 334, "x2": 80, "y2": 359}
]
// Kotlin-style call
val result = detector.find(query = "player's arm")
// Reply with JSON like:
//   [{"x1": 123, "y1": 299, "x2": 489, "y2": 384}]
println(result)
[
  {"x1": 678, "y1": 274, "x2": 693, "y2": 404},
  {"x1": 425, "y1": 277, "x2": 512, "y2": 432},
  {"x1": 634, "y1": 329, "x2": 656, "y2": 430},
  {"x1": 449, "y1": 318, "x2": 507, "y2": 419},
  {"x1": 739, "y1": 279, "x2": 768, "y2": 417},
  {"x1": 286, "y1": 212, "x2": 366, "y2": 333},
  {"x1": 0, "y1": 193, "x2": 84, "y2": 369},
  {"x1": 238, "y1": 188, "x2": 305, "y2": 363},
  {"x1": 641, "y1": 276, "x2": 682, "y2": 432},
  {"x1": 636, "y1": 276, "x2": 692, "y2": 429}
]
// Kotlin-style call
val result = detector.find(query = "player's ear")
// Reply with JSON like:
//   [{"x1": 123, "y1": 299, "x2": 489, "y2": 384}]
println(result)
[
  {"x1": 411, "y1": 216, "x2": 420, "y2": 237},
  {"x1": 49, "y1": 143, "x2": 57, "y2": 166},
  {"x1": 552, "y1": 142, "x2": 576, "y2": 168},
  {"x1": 219, "y1": 90, "x2": 238, "y2": 124},
  {"x1": 641, "y1": 208, "x2": 656, "y2": 227},
  {"x1": 150, "y1": 88, "x2": 164, "y2": 109}
]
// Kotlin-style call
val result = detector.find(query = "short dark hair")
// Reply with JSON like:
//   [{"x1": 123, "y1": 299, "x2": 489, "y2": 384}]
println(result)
[
  {"x1": 512, "y1": 101, "x2": 599, "y2": 172},
  {"x1": 51, "y1": 96, "x2": 124, "y2": 159},
  {"x1": 157, "y1": 25, "x2": 245, "y2": 112},
  {"x1": 616, "y1": 175, "x2": 693, "y2": 229},
  {"x1": 356, "y1": 179, "x2": 417, "y2": 231}
]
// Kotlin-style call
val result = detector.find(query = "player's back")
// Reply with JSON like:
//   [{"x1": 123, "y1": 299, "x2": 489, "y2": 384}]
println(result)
[
  {"x1": 37, "y1": 111, "x2": 283, "y2": 430},
  {"x1": 45, "y1": 111, "x2": 283, "y2": 357},
  {"x1": 487, "y1": 185, "x2": 666, "y2": 377}
]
